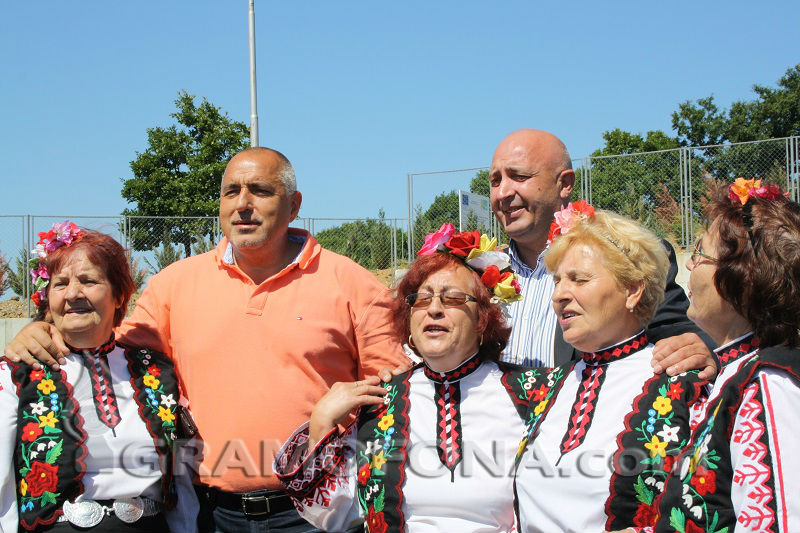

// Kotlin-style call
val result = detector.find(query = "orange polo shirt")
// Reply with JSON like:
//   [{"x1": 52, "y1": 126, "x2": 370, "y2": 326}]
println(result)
[{"x1": 117, "y1": 229, "x2": 406, "y2": 492}]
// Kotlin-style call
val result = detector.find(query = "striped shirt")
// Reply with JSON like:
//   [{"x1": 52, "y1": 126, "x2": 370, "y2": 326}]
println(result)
[{"x1": 500, "y1": 241, "x2": 558, "y2": 367}]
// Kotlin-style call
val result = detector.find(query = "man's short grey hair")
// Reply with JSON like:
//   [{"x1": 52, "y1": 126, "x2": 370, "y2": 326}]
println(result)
[{"x1": 278, "y1": 158, "x2": 297, "y2": 196}]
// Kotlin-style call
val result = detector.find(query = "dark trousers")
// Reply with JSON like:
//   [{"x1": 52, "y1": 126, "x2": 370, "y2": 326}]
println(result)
[{"x1": 196, "y1": 486, "x2": 360, "y2": 533}]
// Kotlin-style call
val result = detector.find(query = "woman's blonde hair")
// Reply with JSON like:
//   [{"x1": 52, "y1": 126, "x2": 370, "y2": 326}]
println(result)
[{"x1": 543, "y1": 209, "x2": 669, "y2": 325}]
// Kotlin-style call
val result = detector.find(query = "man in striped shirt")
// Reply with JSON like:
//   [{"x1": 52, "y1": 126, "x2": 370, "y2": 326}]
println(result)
[{"x1": 490, "y1": 129, "x2": 716, "y2": 378}]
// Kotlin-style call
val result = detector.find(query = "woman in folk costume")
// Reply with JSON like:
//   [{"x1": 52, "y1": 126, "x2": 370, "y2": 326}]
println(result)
[
  {"x1": 514, "y1": 204, "x2": 708, "y2": 533},
  {"x1": 0, "y1": 223, "x2": 198, "y2": 532},
  {"x1": 616, "y1": 180, "x2": 800, "y2": 533},
  {"x1": 274, "y1": 225, "x2": 536, "y2": 532}
]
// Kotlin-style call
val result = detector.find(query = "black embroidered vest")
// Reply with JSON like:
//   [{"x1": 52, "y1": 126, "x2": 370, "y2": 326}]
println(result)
[
  {"x1": 353, "y1": 358, "x2": 533, "y2": 532},
  {"x1": 653, "y1": 341, "x2": 800, "y2": 533},
  {"x1": 7, "y1": 343, "x2": 181, "y2": 531}
]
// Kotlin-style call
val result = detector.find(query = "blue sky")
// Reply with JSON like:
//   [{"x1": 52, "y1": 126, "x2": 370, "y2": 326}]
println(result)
[{"x1": 2, "y1": 1, "x2": 798, "y2": 225}]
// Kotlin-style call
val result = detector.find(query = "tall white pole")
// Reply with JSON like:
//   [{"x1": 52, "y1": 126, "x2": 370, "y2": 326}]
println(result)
[{"x1": 248, "y1": 0, "x2": 259, "y2": 147}]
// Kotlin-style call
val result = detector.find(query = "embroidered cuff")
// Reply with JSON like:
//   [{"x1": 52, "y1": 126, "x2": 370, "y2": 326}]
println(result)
[{"x1": 274, "y1": 422, "x2": 349, "y2": 501}]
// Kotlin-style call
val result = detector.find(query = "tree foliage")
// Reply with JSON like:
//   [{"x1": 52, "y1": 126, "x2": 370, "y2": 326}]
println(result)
[
  {"x1": 6, "y1": 249, "x2": 30, "y2": 299},
  {"x1": 121, "y1": 92, "x2": 249, "y2": 256},
  {"x1": 144, "y1": 232, "x2": 184, "y2": 275},
  {"x1": 0, "y1": 252, "x2": 10, "y2": 299},
  {"x1": 315, "y1": 209, "x2": 402, "y2": 270},
  {"x1": 673, "y1": 64, "x2": 800, "y2": 145}
]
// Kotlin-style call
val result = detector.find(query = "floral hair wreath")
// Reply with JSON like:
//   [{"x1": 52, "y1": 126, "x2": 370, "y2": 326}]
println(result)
[
  {"x1": 728, "y1": 177, "x2": 785, "y2": 206},
  {"x1": 29, "y1": 221, "x2": 85, "y2": 306},
  {"x1": 416, "y1": 224, "x2": 522, "y2": 304},
  {"x1": 547, "y1": 200, "x2": 595, "y2": 245}
]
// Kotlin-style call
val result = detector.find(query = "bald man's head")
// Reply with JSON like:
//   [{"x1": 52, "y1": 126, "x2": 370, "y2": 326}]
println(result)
[
  {"x1": 226, "y1": 147, "x2": 297, "y2": 196},
  {"x1": 493, "y1": 129, "x2": 572, "y2": 174},
  {"x1": 489, "y1": 129, "x2": 575, "y2": 253},
  {"x1": 219, "y1": 146, "x2": 302, "y2": 253}
]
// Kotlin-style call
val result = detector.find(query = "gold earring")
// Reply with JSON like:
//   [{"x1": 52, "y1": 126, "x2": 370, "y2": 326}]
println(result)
[
  {"x1": 408, "y1": 335, "x2": 417, "y2": 349},
  {"x1": 479, "y1": 334, "x2": 484, "y2": 346}
]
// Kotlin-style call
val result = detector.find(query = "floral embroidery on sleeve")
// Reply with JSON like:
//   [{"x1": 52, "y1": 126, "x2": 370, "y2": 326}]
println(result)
[{"x1": 17, "y1": 367, "x2": 66, "y2": 514}]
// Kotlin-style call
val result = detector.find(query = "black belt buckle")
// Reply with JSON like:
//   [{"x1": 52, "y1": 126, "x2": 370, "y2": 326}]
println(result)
[{"x1": 241, "y1": 494, "x2": 269, "y2": 517}]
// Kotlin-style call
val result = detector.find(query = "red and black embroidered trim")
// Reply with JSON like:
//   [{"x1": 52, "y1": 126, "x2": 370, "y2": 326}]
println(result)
[
  {"x1": 422, "y1": 353, "x2": 481, "y2": 383},
  {"x1": 558, "y1": 364, "x2": 607, "y2": 457},
  {"x1": 578, "y1": 331, "x2": 648, "y2": 365},
  {"x1": 70, "y1": 336, "x2": 120, "y2": 430},
  {"x1": 65, "y1": 335, "x2": 116, "y2": 356},
  {"x1": 716, "y1": 333, "x2": 760, "y2": 366},
  {"x1": 434, "y1": 381, "x2": 464, "y2": 478},
  {"x1": 83, "y1": 354, "x2": 121, "y2": 430}
]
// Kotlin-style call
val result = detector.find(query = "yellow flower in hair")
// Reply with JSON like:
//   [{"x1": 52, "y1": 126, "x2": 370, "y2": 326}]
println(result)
[
  {"x1": 729, "y1": 177, "x2": 761, "y2": 205},
  {"x1": 465, "y1": 234, "x2": 498, "y2": 261},
  {"x1": 494, "y1": 273, "x2": 523, "y2": 303}
]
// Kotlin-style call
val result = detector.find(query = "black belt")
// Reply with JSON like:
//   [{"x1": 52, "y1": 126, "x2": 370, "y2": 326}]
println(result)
[{"x1": 204, "y1": 486, "x2": 294, "y2": 517}]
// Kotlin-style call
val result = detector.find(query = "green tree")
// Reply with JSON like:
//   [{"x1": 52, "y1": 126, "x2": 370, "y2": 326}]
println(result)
[
  {"x1": 121, "y1": 91, "x2": 249, "y2": 257},
  {"x1": 315, "y1": 210, "x2": 402, "y2": 270},
  {"x1": 469, "y1": 170, "x2": 490, "y2": 196},
  {"x1": 7, "y1": 249, "x2": 30, "y2": 299},
  {"x1": 145, "y1": 232, "x2": 183, "y2": 275},
  {"x1": 673, "y1": 64, "x2": 800, "y2": 144},
  {"x1": 0, "y1": 253, "x2": 10, "y2": 298}
]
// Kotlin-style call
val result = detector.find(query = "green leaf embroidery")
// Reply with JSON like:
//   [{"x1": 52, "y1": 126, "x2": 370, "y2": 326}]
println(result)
[
  {"x1": 374, "y1": 487, "x2": 385, "y2": 512},
  {"x1": 669, "y1": 507, "x2": 686, "y2": 532},
  {"x1": 634, "y1": 476, "x2": 654, "y2": 505},
  {"x1": 40, "y1": 491, "x2": 58, "y2": 506},
  {"x1": 45, "y1": 440, "x2": 63, "y2": 464},
  {"x1": 42, "y1": 425, "x2": 61, "y2": 435}
]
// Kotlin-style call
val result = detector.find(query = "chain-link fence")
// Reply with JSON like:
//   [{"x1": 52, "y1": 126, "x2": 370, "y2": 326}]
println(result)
[
  {"x1": 0, "y1": 215, "x2": 409, "y2": 316},
  {"x1": 408, "y1": 136, "x2": 800, "y2": 253}
]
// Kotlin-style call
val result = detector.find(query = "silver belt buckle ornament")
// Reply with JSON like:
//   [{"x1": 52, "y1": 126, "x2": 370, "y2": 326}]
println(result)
[
  {"x1": 114, "y1": 497, "x2": 145, "y2": 523},
  {"x1": 62, "y1": 500, "x2": 104, "y2": 528}
]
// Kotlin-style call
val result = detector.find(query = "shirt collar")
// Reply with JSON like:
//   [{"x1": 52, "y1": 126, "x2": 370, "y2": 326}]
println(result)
[
  {"x1": 422, "y1": 352, "x2": 482, "y2": 383},
  {"x1": 714, "y1": 332, "x2": 759, "y2": 367},
  {"x1": 508, "y1": 240, "x2": 548, "y2": 276},
  {"x1": 578, "y1": 330, "x2": 648, "y2": 365},
  {"x1": 219, "y1": 229, "x2": 311, "y2": 267},
  {"x1": 66, "y1": 334, "x2": 116, "y2": 357}
]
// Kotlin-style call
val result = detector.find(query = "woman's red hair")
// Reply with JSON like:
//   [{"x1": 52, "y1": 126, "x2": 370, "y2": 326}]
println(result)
[{"x1": 391, "y1": 253, "x2": 511, "y2": 361}]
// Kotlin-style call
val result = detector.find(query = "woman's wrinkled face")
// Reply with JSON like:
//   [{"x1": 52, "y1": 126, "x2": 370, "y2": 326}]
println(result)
[
  {"x1": 685, "y1": 219, "x2": 731, "y2": 342},
  {"x1": 408, "y1": 265, "x2": 481, "y2": 371},
  {"x1": 48, "y1": 249, "x2": 120, "y2": 345},
  {"x1": 551, "y1": 244, "x2": 642, "y2": 353}
]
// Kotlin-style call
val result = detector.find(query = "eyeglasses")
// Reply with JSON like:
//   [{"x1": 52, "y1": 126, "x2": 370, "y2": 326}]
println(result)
[
  {"x1": 690, "y1": 239, "x2": 718, "y2": 264},
  {"x1": 405, "y1": 291, "x2": 477, "y2": 308}
]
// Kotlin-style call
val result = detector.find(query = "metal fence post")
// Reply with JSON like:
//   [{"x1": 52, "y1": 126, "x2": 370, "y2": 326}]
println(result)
[{"x1": 407, "y1": 173, "x2": 414, "y2": 258}]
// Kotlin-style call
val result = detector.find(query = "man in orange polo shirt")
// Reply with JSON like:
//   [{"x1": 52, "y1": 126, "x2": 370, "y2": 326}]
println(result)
[{"x1": 6, "y1": 147, "x2": 408, "y2": 532}]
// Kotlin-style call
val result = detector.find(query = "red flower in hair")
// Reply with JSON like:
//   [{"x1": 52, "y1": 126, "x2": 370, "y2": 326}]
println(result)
[
  {"x1": 481, "y1": 265, "x2": 502, "y2": 288},
  {"x1": 548, "y1": 200, "x2": 595, "y2": 244},
  {"x1": 444, "y1": 231, "x2": 481, "y2": 257}
]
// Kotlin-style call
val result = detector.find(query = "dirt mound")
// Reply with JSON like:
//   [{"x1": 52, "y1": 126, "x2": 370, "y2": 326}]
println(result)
[{"x1": 0, "y1": 298, "x2": 31, "y2": 318}]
